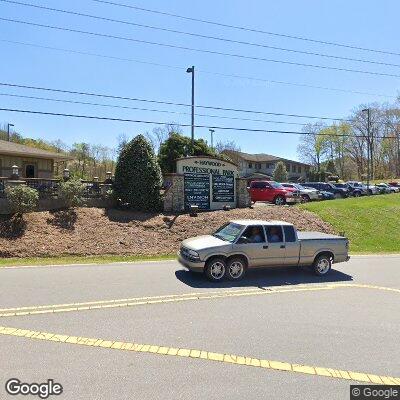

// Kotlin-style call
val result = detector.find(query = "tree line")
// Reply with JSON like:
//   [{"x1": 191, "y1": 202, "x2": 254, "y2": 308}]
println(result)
[
  {"x1": 297, "y1": 102, "x2": 400, "y2": 180},
  {"x1": 1, "y1": 124, "x2": 239, "y2": 180}
]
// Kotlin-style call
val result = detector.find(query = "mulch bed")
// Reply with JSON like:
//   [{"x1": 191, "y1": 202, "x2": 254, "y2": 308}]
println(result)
[{"x1": 0, "y1": 206, "x2": 334, "y2": 258}]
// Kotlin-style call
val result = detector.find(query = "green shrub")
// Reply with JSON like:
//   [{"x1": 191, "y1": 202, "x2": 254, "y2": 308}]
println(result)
[
  {"x1": 114, "y1": 134, "x2": 163, "y2": 211},
  {"x1": 58, "y1": 180, "x2": 85, "y2": 208},
  {"x1": 5, "y1": 185, "x2": 39, "y2": 215}
]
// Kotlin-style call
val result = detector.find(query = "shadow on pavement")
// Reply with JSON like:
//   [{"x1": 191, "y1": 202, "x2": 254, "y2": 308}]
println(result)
[{"x1": 175, "y1": 266, "x2": 353, "y2": 289}]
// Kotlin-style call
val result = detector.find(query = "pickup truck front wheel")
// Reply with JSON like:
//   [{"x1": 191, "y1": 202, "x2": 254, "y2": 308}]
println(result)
[
  {"x1": 313, "y1": 254, "x2": 332, "y2": 276},
  {"x1": 205, "y1": 258, "x2": 226, "y2": 282},
  {"x1": 274, "y1": 195, "x2": 286, "y2": 206}
]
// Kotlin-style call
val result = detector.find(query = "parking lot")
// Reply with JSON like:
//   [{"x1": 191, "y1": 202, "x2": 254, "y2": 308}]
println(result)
[{"x1": 0, "y1": 256, "x2": 399, "y2": 399}]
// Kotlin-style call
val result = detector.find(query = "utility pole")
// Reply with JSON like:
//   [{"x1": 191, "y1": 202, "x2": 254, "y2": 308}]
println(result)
[
  {"x1": 7, "y1": 123, "x2": 14, "y2": 141},
  {"x1": 186, "y1": 66, "x2": 195, "y2": 151},
  {"x1": 362, "y1": 109, "x2": 371, "y2": 195},
  {"x1": 209, "y1": 129, "x2": 215, "y2": 149}
]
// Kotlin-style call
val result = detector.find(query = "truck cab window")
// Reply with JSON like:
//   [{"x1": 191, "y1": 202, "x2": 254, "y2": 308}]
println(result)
[
  {"x1": 283, "y1": 226, "x2": 296, "y2": 242},
  {"x1": 240, "y1": 225, "x2": 265, "y2": 243},
  {"x1": 265, "y1": 226, "x2": 283, "y2": 243}
]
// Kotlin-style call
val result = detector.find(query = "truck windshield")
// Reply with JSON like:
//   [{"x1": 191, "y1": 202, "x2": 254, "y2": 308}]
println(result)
[{"x1": 213, "y1": 223, "x2": 243, "y2": 242}]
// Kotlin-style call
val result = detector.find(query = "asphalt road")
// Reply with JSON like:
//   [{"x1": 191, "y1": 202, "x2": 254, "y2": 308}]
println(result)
[{"x1": 0, "y1": 255, "x2": 399, "y2": 400}]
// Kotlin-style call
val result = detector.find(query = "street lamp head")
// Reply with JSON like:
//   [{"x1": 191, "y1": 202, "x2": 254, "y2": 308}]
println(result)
[
  {"x1": 186, "y1": 66, "x2": 194, "y2": 73},
  {"x1": 362, "y1": 108, "x2": 369, "y2": 113}
]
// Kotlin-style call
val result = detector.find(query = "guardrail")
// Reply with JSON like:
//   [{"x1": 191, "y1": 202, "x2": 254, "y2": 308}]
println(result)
[
  {"x1": 0, "y1": 178, "x2": 113, "y2": 199},
  {"x1": 25, "y1": 178, "x2": 60, "y2": 198},
  {"x1": 81, "y1": 180, "x2": 103, "y2": 198}
]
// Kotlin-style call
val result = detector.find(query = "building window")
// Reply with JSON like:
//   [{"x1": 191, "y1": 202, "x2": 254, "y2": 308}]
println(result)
[
  {"x1": 292, "y1": 165, "x2": 296, "y2": 172},
  {"x1": 286, "y1": 164, "x2": 290, "y2": 171},
  {"x1": 298, "y1": 166, "x2": 302, "y2": 173},
  {"x1": 248, "y1": 163, "x2": 253, "y2": 169},
  {"x1": 255, "y1": 163, "x2": 261, "y2": 170},
  {"x1": 25, "y1": 164, "x2": 35, "y2": 178}
]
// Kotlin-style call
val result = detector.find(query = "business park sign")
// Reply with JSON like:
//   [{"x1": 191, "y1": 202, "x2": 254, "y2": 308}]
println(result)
[{"x1": 176, "y1": 156, "x2": 239, "y2": 211}]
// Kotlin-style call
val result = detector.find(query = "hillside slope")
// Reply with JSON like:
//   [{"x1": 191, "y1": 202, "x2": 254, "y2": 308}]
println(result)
[
  {"x1": 0, "y1": 206, "x2": 333, "y2": 258},
  {"x1": 301, "y1": 194, "x2": 400, "y2": 253}
]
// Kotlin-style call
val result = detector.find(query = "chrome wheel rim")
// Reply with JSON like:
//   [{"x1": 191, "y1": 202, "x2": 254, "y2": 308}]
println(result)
[
  {"x1": 316, "y1": 258, "x2": 330, "y2": 274},
  {"x1": 275, "y1": 197, "x2": 284, "y2": 205},
  {"x1": 210, "y1": 261, "x2": 225, "y2": 279},
  {"x1": 229, "y1": 261, "x2": 244, "y2": 279}
]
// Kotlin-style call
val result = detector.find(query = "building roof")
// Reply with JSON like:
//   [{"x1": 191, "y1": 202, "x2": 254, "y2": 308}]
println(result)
[
  {"x1": 223, "y1": 150, "x2": 310, "y2": 166},
  {"x1": 0, "y1": 140, "x2": 72, "y2": 161},
  {"x1": 240, "y1": 172, "x2": 272, "y2": 180}
]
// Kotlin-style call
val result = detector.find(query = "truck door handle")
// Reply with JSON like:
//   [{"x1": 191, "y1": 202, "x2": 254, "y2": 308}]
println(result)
[
  {"x1": 280, "y1": 245, "x2": 285, "y2": 249},
  {"x1": 263, "y1": 245, "x2": 269, "y2": 249}
]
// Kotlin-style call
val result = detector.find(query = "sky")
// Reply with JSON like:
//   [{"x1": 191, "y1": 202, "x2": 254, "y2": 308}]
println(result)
[{"x1": 0, "y1": 0, "x2": 399, "y2": 161}]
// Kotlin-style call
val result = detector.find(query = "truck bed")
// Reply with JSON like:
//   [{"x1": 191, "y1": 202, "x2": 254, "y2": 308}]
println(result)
[
  {"x1": 297, "y1": 231, "x2": 348, "y2": 265},
  {"x1": 297, "y1": 231, "x2": 346, "y2": 240}
]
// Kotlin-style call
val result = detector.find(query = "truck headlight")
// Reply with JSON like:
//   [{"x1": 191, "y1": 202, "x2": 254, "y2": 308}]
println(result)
[{"x1": 188, "y1": 249, "x2": 199, "y2": 258}]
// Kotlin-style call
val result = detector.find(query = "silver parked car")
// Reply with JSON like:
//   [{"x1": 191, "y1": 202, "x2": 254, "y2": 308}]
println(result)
[
  {"x1": 281, "y1": 183, "x2": 319, "y2": 202},
  {"x1": 178, "y1": 220, "x2": 350, "y2": 281},
  {"x1": 376, "y1": 183, "x2": 397, "y2": 193}
]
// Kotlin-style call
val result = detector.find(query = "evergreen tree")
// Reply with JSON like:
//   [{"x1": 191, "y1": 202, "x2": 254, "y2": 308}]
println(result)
[
  {"x1": 273, "y1": 161, "x2": 289, "y2": 182},
  {"x1": 114, "y1": 135, "x2": 163, "y2": 211}
]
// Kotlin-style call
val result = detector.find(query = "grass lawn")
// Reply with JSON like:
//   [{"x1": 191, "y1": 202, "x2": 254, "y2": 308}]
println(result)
[
  {"x1": 0, "y1": 254, "x2": 175, "y2": 268},
  {"x1": 300, "y1": 194, "x2": 400, "y2": 254}
]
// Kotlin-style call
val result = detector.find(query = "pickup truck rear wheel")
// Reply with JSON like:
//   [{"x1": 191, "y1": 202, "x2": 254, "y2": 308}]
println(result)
[
  {"x1": 205, "y1": 257, "x2": 226, "y2": 282},
  {"x1": 313, "y1": 254, "x2": 332, "y2": 276},
  {"x1": 274, "y1": 195, "x2": 286, "y2": 206},
  {"x1": 226, "y1": 257, "x2": 246, "y2": 280}
]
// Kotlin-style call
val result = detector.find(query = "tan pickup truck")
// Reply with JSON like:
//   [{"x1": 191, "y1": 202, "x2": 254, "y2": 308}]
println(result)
[{"x1": 178, "y1": 220, "x2": 350, "y2": 281}]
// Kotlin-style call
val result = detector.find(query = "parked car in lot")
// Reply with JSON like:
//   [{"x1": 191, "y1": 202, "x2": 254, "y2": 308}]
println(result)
[
  {"x1": 345, "y1": 181, "x2": 367, "y2": 196},
  {"x1": 388, "y1": 182, "x2": 400, "y2": 190},
  {"x1": 333, "y1": 182, "x2": 362, "y2": 197},
  {"x1": 376, "y1": 183, "x2": 398, "y2": 193},
  {"x1": 248, "y1": 180, "x2": 301, "y2": 205},
  {"x1": 304, "y1": 182, "x2": 348, "y2": 198},
  {"x1": 281, "y1": 183, "x2": 319, "y2": 202},
  {"x1": 178, "y1": 220, "x2": 350, "y2": 281},
  {"x1": 346, "y1": 181, "x2": 379, "y2": 195},
  {"x1": 317, "y1": 190, "x2": 335, "y2": 200},
  {"x1": 363, "y1": 183, "x2": 380, "y2": 195}
]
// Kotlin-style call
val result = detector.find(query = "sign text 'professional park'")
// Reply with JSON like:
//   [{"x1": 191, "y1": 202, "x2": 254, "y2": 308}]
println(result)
[{"x1": 176, "y1": 157, "x2": 238, "y2": 211}]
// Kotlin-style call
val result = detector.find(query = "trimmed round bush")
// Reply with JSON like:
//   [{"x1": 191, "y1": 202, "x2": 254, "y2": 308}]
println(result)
[
  {"x1": 114, "y1": 134, "x2": 163, "y2": 211},
  {"x1": 5, "y1": 184, "x2": 39, "y2": 215},
  {"x1": 58, "y1": 180, "x2": 85, "y2": 208}
]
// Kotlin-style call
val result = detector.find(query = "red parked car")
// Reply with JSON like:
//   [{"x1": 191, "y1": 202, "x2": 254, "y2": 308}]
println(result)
[{"x1": 248, "y1": 180, "x2": 301, "y2": 205}]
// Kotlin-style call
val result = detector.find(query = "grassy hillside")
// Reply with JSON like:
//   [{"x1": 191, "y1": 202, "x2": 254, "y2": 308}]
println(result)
[{"x1": 300, "y1": 194, "x2": 400, "y2": 253}]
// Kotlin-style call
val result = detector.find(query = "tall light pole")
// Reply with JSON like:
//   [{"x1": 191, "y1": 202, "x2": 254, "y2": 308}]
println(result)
[
  {"x1": 186, "y1": 66, "x2": 195, "y2": 150},
  {"x1": 7, "y1": 123, "x2": 14, "y2": 141},
  {"x1": 362, "y1": 108, "x2": 370, "y2": 195},
  {"x1": 209, "y1": 129, "x2": 215, "y2": 149}
]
